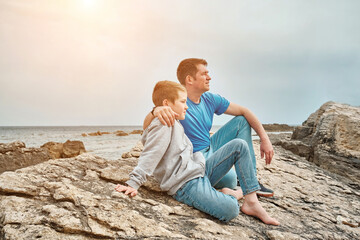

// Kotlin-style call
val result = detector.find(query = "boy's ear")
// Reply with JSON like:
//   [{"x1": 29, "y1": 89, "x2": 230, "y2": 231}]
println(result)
[{"x1": 163, "y1": 99, "x2": 169, "y2": 106}]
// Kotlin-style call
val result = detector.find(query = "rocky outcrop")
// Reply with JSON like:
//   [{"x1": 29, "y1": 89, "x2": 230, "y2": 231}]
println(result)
[
  {"x1": 115, "y1": 130, "x2": 129, "y2": 136},
  {"x1": 121, "y1": 141, "x2": 142, "y2": 159},
  {"x1": 82, "y1": 130, "x2": 143, "y2": 137},
  {"x1": 0, "y1": 141, "x2": 50, "y2": 174},
  {"x1": 41, "y1": 140, "x2": 86, "y2": 159},
  {"x1": 274, "y1": 102, "x2": 360, "y2": 187},
  {"x1": 87, "y1": 131, "x2": 111, "y2": 136},
  {"x1": 263, "y1": 124, "x2": 296, "y2": 132},
  {"x1": 0, "y1": 141, "x2": 359, "y2": 239},
  {"x1": 130, "y1": 130, "x2": 143, "y2": 135},
  {"x1": 0, "y1": 140, "x2": 86, "y2": 173}
]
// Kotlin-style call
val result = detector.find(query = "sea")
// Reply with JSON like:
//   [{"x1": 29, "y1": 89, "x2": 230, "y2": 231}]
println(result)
[
  {"x1": 0, "y1": 125, "x2": 287, "y2": 160},
  {"x1": 0, "y1": 126, "x2": 146, "y2": 160}
]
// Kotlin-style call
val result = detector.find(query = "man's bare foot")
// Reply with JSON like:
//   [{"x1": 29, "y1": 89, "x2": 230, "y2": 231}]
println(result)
[
  {"x1": 241, "y1": 198, "x2": 280, "y2": 225},
  {"x1": 220, "y1": 187, "x2": 243, "y2": 200}
]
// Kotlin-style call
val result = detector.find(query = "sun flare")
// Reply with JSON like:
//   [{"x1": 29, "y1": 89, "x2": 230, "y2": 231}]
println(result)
[{"x1": 81, "y1": 0, "x2": 97, "y2": 9}]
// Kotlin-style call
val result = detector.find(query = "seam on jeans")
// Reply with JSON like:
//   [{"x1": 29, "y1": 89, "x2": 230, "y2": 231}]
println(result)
[
  {"x1": 236, "y1": 153, "x2": 261, "y2": 195},
  {"x1": 237, "y1": 153, "x2": 250, "y2": 192},
  {"x1": 178, "y1": 182, "x2": 236, "y2": 222},
  {"x1": 180, "y1": 186, "x2": 221, "y2": 220},
  {"x1": 208, "y1": 148, "x2": 258, "y2": 195},
  {"x1": 208, "y1": 150, "x2": 239, "y2": 187},
  {"x1": 242, "y1": 184, "x2": 261, "y2": 195}
]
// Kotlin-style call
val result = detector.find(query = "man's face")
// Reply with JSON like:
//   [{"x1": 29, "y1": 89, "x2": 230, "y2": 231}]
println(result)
[{"x1": 192, "y1": 64, "x2": 211, "y2": 92}]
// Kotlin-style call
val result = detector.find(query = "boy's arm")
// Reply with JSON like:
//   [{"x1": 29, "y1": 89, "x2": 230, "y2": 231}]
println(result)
[
  {"x1": 115, "y1": 184, "x2": 138, "y2": 197},
  {"x1": 143, "y1": 106, "x2": 178, "y2": 130},
  {"x1": 126, "y1": 121, "x2": 172, "y2": 190}
]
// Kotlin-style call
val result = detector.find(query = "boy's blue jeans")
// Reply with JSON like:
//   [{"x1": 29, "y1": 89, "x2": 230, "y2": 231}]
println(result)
[
  {"x1": 201, "y1": 116, "x2": 257, "y2": 189},
  {"x1": 173, "y1": 132, "x2": 260, "y2": 222}
]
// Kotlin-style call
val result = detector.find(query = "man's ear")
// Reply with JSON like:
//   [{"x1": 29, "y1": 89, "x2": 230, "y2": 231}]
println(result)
[
  {"x1": 162, "y1": 99, "x2": 169, "y2": 106},
  {"x1": 185, "y1": 75, "x2": 193, "y2": 85}
]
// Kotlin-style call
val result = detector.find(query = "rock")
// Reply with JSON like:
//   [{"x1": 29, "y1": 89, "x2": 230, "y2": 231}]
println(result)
[
  {"x1": 0, "y1": 141, "x2": 50, "y2": 174},
  {"x1": 41, "y1": 140, "x2": 86, "y2": 159},
  {"x1": 88, "y1": 131, "x2": 102, "y2": 136},
  {"x1": 41, "y1": 142, "x2": 63, "y2": 159},
  {"x1": 115, "y1": 130, "x2": 129, "y2": 136},
  {"x1": 263, "y1": 123, "x2": 296, "y2": 132},
  {"x1": 130, "y1": 130, "x2": 143, "y2": 135},
  {"x1": 276, "y1": 102, "x2": 360, "y2": 186},
  {"x1": 268, "y1": 133, "x2": 292, "y2": 145},
  {"x1": 0, "y1": 141, "x2": 25, "y2": 154},
  {"x1": 62, "y1": 140, "x2": 86, "y2": 158},
  {"x1": 86, "y1": 131, "x2": 110, "y2": 136},
  {"x1": 267, "y1": 230, "x2": 302, "y2": 240},
  {"x1": 1, "y1": 141, "x2": 359, "y2": 239},
  {"x1": 131, "y1": 152, "x2": 141, "y2": 158},
  {"x1": 122, "y1": 142, "x2": 144, "y2": 159},
  {"x1": 121, "y1": 152, "x2": 132, "y2": 158}
]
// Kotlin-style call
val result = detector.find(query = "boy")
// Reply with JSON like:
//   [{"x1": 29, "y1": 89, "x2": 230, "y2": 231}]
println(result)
[{"x1": 115, "y1": 81, "x2": 279, "y2": 225}]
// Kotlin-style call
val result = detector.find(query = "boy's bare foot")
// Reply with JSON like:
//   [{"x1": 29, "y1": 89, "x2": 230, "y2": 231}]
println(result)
[
  {"x1": 241, "y1": 198, "x2": 280, "y2": 225},
  {"x1": 220, "y1": 187, "x2": 243, "y2": 200}
]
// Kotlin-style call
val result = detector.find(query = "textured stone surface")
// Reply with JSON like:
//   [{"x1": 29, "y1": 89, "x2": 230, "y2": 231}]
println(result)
[
  {"x1": 274, "y1": 102, "x2": 360, "y2": 187},
  {"x1": 0, "y1": 140, "x2": 359, "y2": 239},
  {"x1": 0, "y1": 141, "x2": 50, "y2": 174},
  {"x1": 41, "y1": 140, "x2": 86, "y2": 159},
  {"x1": 263, "y1": 124, "x2": 295, "y2": 132}
]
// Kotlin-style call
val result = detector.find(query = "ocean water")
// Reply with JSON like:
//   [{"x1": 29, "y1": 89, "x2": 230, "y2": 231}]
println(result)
[
  {"x1": 0, "y1": 126, "x2": 144, "y2": 160},
  {"x1": 0, "y1": 125, "x2": 283, "y2": 160}
]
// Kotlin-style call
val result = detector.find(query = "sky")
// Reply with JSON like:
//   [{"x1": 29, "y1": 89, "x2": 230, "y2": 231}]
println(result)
[{"x1": 0, "y1": 0, "x2": 359, "y2": 126}]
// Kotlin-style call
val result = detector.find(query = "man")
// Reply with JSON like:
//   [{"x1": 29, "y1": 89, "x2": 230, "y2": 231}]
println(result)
[{"x1": 143, "y1": 58, "x2": 274, "y2": 197}]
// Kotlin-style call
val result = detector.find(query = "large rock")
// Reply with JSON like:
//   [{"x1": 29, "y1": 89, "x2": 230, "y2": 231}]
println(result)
[
  {"x1": 275, "y1": 102, "x2": 360, "y2": 186},
  {"x1": 0, "y1": 141, "x2": 50, "y2": 174},
  {"x1": 263, "y1": 124, "x2": 295, "y2": 132},
  {"x1": 41, "y1": 140, "x2": 86, "y2": 159},
  {"x1": 0, "y1": 140, "x2": 86, "y2": 173},
  {"x1": 63, "y1": 140, "x2": 86, "y2": 158},
  {"x1": 0, "y1": 142, "x2": 359, "y2": 239}
]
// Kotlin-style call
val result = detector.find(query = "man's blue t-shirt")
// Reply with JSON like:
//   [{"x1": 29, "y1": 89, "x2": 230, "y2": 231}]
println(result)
[{"x1": 180, "y1": 92, "x2": 230, "y2": 152}]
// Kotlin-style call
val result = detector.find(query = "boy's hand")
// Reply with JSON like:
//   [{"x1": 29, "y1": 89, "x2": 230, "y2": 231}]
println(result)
[
  {"x1": 115, "y1": 184, "x2": 138, "y2": 197},
  {"x1": 154, "y1": 106, "x2": 178, "y2": 127}
]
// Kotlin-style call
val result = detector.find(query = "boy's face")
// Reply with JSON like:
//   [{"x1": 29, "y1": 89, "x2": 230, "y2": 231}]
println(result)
[{"x1": 168, "y1": 90, "x2": 188, "y2": 120}]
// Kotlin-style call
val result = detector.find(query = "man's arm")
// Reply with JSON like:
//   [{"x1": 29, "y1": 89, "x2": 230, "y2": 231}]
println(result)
[
  {"x1": 224, "y1": 102, "x2": 274, "y2": 164},
  {"x1": 143, "y1": 106, "x2": 178, "y2": 130}
]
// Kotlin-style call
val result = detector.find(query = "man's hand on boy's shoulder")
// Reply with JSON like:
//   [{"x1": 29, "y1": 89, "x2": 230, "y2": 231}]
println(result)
[
  {"x1": 115, "y1": 184, "x2": 138, "y2": 197},
  {"x1": 153, "y1": 106, "x2": 178, "y2": 127}
]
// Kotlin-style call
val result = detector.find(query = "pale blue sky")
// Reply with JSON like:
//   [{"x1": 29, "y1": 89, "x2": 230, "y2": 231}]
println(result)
[{"x1": 1, "y1": 0, "x2": 359, "y2": 126}]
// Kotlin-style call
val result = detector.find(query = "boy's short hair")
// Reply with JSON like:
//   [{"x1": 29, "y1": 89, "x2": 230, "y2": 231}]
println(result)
[
  {"x1": 152, "y1": 80, "x2": 187, "y2": 107},
  {"x1": 176, "y1": 58, "x2": 208, "y2": 85}
]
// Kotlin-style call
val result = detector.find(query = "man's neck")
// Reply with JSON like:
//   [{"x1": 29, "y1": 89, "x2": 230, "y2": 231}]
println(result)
[{"x1": 186, "y1": 88, "x2": 204, "y2": 104}]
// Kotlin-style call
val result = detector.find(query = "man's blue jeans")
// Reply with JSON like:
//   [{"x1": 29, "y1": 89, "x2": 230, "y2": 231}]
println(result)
[
  {"x1": 201, "y1": 116, "x2": 257, "y2": 189},
  {"x1": 174, "y1": 137, "x2": 260, "y2": 222}
]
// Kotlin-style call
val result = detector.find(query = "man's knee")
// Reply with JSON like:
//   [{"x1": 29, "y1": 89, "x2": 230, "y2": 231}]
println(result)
[
  {"x1": 214, "y1": 169, "x2": 237, "y2": 189},
  {"x1": 229, "y1": 138, "x2": 249, "y2": 152},
  {"x1": 233, "y1": 116, "x2": 250, "y2": 129}
]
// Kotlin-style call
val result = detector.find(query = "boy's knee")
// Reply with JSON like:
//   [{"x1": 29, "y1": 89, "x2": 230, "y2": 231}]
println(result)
[{"x1": 221, "y1": 199, "x2": 240, "y2": 222}]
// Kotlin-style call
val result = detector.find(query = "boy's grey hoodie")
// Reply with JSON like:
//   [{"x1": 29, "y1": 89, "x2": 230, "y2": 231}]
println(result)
[{"x1": 126, "y1": 118, "x2": 205, "y2": 195}]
